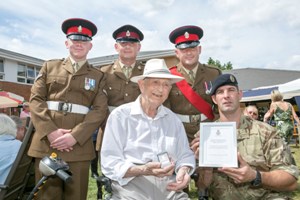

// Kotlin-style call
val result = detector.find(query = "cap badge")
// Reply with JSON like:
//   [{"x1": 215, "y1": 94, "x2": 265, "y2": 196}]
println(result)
[
  {"x1": 184, "y1": 31, "x2": 189, "y2": 39},
  {"x1": 126, "y1": 30, "x2": 130, "y2": 37},
  {"x1": 78, "y1": 26, "x2": 82, "y2": 33},
  {"x1": 230, "y1": 75, "x2": 235, "y2": 83}
]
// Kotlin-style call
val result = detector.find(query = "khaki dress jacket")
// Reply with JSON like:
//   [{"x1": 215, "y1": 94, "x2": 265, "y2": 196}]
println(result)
[
  {"x1": 166, "y1": 62, "x2": 221, "y2": 141},
  {"x1": 100, "y1": 60, "x2": 145, "y2": 107},
  {"x1": 28, "y1": 58, "x2": 108, "y2": 162}
]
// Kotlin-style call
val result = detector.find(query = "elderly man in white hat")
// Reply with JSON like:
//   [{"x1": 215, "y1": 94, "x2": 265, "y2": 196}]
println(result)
[{"x1": 101, "y1": 59, "x2": 195, "y2": 200}]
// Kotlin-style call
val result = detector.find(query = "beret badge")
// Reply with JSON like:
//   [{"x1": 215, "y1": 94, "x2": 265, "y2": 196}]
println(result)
[{"x1": 230, "y1": 75, "x2": 235, "y2": 83}]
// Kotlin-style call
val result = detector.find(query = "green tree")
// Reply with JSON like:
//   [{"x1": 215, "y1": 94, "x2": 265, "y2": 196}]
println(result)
[{"x1": 207, "y1": 57, "x2": 233, "y2": 71}]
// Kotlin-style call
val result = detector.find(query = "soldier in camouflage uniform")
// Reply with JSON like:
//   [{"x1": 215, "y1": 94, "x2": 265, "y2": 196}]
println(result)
[{"x1": 191, "y1": 74, "x2": 299, "y2": 200}]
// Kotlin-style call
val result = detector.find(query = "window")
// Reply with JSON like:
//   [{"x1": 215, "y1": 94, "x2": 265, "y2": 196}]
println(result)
[
  {"x1": 17, "y1": 63, "x2": 40, "y2": 84},
  {"x1": 0, "y1": 59, "x2": 4, "y2": 80}
]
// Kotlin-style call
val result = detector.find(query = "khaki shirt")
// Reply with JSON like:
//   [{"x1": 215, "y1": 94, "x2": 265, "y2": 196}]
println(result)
[
  {"x1": 210, "y1": 116, "x2": 299, "y2": 200},
  {"x1": 28, "y1": 58, "x2": 108, "y2": 162},
  {"x1": 165, "y1": 62, "x2": 221, "y2": 141}
]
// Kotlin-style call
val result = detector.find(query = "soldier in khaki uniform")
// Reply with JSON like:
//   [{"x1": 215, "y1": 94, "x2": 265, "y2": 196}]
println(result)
[
  {"x1": 166, "y1": 25, "x2": 221, "y2": 199},
  {"x1": 28, "y1": 18, "x2": 108, "y2": 200},
  {"x1": 96, "y1": 24, "x2": 145, "y2": 151},
  {"x1": 191, "y1": 74, "x2": 299, "y2": 200}
]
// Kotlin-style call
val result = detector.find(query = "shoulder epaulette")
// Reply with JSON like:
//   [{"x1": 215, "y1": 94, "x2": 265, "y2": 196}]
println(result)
[
  {"x1": 204, "y1": 64, "x2": 221, "y2": 72},
  {"x1": 47, "y1": 58, "x2": 65, "y2": 62}
]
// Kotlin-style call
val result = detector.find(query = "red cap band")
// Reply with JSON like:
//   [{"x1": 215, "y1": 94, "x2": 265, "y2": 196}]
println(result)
[
  {"x1": 116, "y1": 31, "x2": 140, "y2": 40},
  {"x1": 67, "y1": 26, "x2": 92, "y2": 37},
  {"x1": 175, "y1": 33, "x2": 199, "y2": 44}
]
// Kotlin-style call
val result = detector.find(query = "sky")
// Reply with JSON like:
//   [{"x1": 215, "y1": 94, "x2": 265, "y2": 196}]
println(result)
[{"x1": 0, "y1": 0, "x2": 299, "y2": 71}]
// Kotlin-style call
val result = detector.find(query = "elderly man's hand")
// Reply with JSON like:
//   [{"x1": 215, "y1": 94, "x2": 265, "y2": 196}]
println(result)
[
  {"x1": 141, "y1": 161, "x2": 175, "y2": 177},
  {"x1": 167, "y1": 167, "x2": 191, "y2": 191}
]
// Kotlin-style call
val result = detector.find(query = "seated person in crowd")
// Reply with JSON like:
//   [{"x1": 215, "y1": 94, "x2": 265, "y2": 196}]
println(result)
[
  {"x1": 0, "y1": 113, "x2": 22, "y2": 184},
  {"x1": 243, "y1": 105, "x2": 259, "y2": 120},
  {"x1": 191, "y1": 74, "x2": 299, "y2": 200},
  {"x1": 101, "y1": 59, "x2": 196, "y2": 200},
  {"x1": 20, "y1": 102, "x2": 31, "y2": 119},
  {"x1": 10, "y1": 115, "x2": 27, "y2": 142}
]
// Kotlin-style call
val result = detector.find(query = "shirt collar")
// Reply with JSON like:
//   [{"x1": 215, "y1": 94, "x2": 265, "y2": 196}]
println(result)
[
  {"x1": 131, "y1": 95, "x2": 168, "y2": 120},
  {"x1": 182, "y1": 63, "x2": 198, "y2": 75},
  {"x1": 119, "y1": 61, "x2": 136, "y2": 69},
  {"x1": 69, "y1": 57, "x2": 86, "y2": 68},
  {"x1": 0, "y1": 135, "x2": 16, "y2": 141}
]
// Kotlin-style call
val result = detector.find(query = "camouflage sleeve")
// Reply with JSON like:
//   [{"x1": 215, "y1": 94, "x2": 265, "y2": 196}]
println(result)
[{"x1": 264, "y1": 128, "x2": 299, "y2": 179}]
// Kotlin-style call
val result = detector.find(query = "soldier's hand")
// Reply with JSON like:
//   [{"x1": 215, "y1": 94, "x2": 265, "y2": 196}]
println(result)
[
  {"x1": 218, "y1": 152, "x2": 256, "y2": 184},
  {"x1": 190, "y1": 137, "x2": 200, "y2": 159},
  {"x1": 47, "y1": 129, "x2": 71, "y2": 144},
  {"x1": 50, "y1": 133, "x2": 77, "y2": 152},
  {"x1": 194, "y1": 130, "x2": 200, "y2": 138}
]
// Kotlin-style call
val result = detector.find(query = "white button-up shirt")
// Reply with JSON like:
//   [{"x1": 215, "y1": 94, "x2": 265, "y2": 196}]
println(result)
[{"x1": 101, "y1": 96, "x2": 195, "y2": 186}]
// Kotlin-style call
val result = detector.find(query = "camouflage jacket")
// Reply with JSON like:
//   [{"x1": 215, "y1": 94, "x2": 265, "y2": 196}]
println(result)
[{"x1": 210, "y1": 115, "x2": 299, "y2": 200}]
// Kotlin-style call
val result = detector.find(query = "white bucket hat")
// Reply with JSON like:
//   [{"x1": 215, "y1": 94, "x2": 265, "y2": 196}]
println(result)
[{"x1": 131, "y1": 59, "x2": 183, "y2": 83}]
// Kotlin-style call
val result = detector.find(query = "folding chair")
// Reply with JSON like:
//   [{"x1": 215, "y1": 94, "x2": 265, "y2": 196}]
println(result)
[{"x1": 0, "y1": 121, "x2": 35, "y2": 200}]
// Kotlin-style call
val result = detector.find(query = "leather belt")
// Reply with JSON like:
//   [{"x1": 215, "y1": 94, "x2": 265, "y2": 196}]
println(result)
[
  {"x1": 176, "y1": 113, "x2": 208, "y2": 123},
  {"x1": 47, "y1": 101, "x2": 89, "y2": 115}
]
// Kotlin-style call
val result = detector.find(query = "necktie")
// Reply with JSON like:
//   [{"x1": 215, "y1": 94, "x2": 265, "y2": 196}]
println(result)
[
  {"x1": 73, "y1": 63, "x2": 80, "y2": 73},
  {"x1": 189, "y1": 70, "x2": 195, "y2": 82},
  {"x1": 123, "y1": 66, "x2": 132, "y2": 79}
]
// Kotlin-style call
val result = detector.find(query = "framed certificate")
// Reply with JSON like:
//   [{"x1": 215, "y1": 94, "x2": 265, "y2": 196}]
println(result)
[{"x1": 199, "y1": 122, "x2": 238, "y2": 167}]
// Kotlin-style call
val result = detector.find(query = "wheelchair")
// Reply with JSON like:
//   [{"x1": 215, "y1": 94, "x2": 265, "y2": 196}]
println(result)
[
  {"x1": 0, "y1": 120, "x2": 35, "y2": 200},
  {"x1": 95, "y1": 173, "x2": 209, "y2": 200},
  {"x1": 96, "y1": 176, "x2": 112, "y2": 200}
]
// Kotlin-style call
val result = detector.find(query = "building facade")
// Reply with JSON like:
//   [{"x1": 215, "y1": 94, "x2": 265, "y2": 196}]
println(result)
[{"x1": 0, "y1": 48, "x2": 178, "y2": 102}]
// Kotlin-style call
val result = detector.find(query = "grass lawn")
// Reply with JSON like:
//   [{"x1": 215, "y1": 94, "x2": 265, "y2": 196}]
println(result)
[{"x1": 87, "y1": 143, "x2": 300, "y2": 200}]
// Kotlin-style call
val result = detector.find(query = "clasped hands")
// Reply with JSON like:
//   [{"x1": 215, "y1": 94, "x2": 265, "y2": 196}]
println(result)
[
  {"x1": 47, "y1": 128, "x2": 77, "y2": 152},
  {"x1": 140, "y1": 162, "x2": 191, "y2": 192}
]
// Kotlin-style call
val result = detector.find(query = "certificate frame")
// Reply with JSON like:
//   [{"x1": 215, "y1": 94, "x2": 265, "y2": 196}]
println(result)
[{"x1": 199, "y1": 122, "x2": 238, "y2": 168}]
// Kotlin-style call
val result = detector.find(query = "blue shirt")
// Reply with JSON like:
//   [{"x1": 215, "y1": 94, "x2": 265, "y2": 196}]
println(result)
[{"x1": 0, "y1": 135, "x2": 22, "y2": 184}]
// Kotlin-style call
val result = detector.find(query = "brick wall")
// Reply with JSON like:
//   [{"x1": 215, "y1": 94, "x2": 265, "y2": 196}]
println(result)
[{"x1": 0, "y1": 81, "x2": 32, "y2": 101}]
